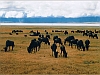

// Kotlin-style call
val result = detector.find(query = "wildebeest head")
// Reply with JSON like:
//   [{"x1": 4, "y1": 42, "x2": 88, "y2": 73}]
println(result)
[
  {"x1": 27, "y1": 47, "x2": 32, "y2": 53},
  {"x1": 4, "y1": 47, "x2": 7, "y2": 52}
]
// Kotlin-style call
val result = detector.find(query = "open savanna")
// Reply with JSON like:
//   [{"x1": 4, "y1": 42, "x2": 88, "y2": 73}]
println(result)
[{"x1": 0, "y1": 25, "x2": 100, "y2": 74}]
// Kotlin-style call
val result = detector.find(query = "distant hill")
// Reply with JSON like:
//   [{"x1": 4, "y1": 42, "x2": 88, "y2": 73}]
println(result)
[{"x1": 0, "y1": 16, "x2": 100, "y2": 23}]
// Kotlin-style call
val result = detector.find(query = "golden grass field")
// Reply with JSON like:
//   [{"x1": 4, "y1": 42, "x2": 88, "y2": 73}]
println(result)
[{"x1": 0, "y1": 25, "x2": 100, "y2": 74}]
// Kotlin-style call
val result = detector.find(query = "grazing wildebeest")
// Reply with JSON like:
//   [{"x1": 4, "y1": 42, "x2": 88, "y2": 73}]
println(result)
[
  {"x1": 9, "y1": 33, "x2": 12, "y2": 35},
  {"x1": 29, "y1": 30, "x2": 34, "y2": 33},
  {"x1": 16, "y1": 33, "x2": 18, "y2": 35},
  {"x1": 83, "y1": 32, "x2": 89, "y2": 36},
  {"x1": 77, "y1": 40, "x2": 85, "y2": 51},
  {"x1": 64, "y1": 36, "x2": 75, "y2": 45},
  {"x1": 60, "y1": 44, "x2": 67, "y2": 58},
  {"x1": 38, "y1": 37, "x2": 50, "y2": 45},
  {"x1": 12, "y1": 30, "x2": 23, "y2": 33},
  {"x1": 53, "y1": 35, "x2": 58, "y2": 40},
  {"x1": 24, "y1": 35, "x2": 27, "y2": 37},
  {"x1": 27, "y1": 39, "x2": 41, "y2": 53},
  {"x1": 70, "y1": 39, "x2": 78, "y2": 48},
  {"x1": 51, "y1": 43, "x2": 58, "y2": 58},
  {"x1": 54, "y1": 38, "x2": 62, "y2": 46},
  {"x1": 64, "y1": 30, "x2": 68, "y2": 35},
  {"x1": 30, "y1": 31, "x2": 40, "y2": 36},
  {"x1": 53, "y1": 36, "x2": 62, "y2": 46},
  {"x1": 85, "y1": 39, "x2": 90, "y2": 50},
  {"x1": 89, "y1": 33, "x2": 98, "y2": 39},
  {"x1": 71, "y1": 30, "x2": 74, "y2": 33},
  {"x1": 4, "y1": 40, "x2": 15, "y2": 52},
  {"x1": 55, "y1": 30, "x2": 64, "y2": 32}
]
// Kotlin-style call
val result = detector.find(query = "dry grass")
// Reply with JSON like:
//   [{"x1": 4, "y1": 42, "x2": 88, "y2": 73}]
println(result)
[{"x1": 0, "y1": 25, "x2": 100, "y2": 74}]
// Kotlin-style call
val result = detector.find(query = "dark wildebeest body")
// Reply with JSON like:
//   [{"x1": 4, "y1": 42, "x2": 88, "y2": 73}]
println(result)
[
  {"x1": 89, "y1": 33, "x2": 98, "y2": 39},
  {"x1": 53, "y1": 36, "x2": 58, "y2": 40},
  {"x1": 54, "y1": 38, "x2": 62, "y2": 46},
  {"x1": 85, "y1": 40, "x2": 90, "y2": 50},
  {"x1": 64, "y1": 30, "x2": 68, "y2": 35},
  {"x1": 38, "y1": 37, "x2": 50, "y2": 45},
  {"x1": 71, "y1": 30, "x2": 74, "y2": 33},
  {"x1": 12, "y1": 30, "x2": 23, "y2": 33},
  {"x1": 51, "y1": 43, "x2": 58, "y2": 57},
  {"x1": 64, "y1": 36, "x2": 75, "y2": 45},
  {"x1": 27, "y1": 39, "x2": 41, "y2": 53},
  {"x1": 70, "y1": 39, "x2": 78, "y2": 48},
  {"x1": 4, "y1": 40, "x2": 15, "y2": 52},
  {"x1": 30, "y1": 32, "x2": 40, "y2": 36},
  {"x1": 60, "y1": 45, "x2": 67, "y2": 58},
  {"x1": 77, "y1": 40, "x2": 85, "y2": 51},
  {"x1": 83, "y1": 32, "x2": 89, "y2": 36},
  {"x1": 9, "y1": 33, "x2": 12, "y2": 35}
]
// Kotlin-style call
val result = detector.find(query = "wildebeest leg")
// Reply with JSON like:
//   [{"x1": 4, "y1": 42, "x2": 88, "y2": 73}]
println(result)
[
  {"x1": 83, "y1": 46, "x2": 85, "y2": 51},
  {"x1": 96, "y1": 36, "x2": 98, "y2": 39},
  {"x1": 71, "y1": 43, "x2": 73, "y2": 48},
  {"x1": 64, "y1": 41, "x2": 66, "y2": 45},
  {"x1": 77, "y1": 45, "x2": 80, "y2": 50},
  {"x1": 86, "y1": 45, "x2": 89, "y2": 50},
  {"x1": 12, "y1": 46, "x2": 14, "y2": 51},
  {"x1": 38, "y1": 45, "x2": 41, "y2": 51},
  {"x1": 54, "y1": 51, "x2": 58, "y2": 58},
  {"x1": 52, "y1": 50, "x2": 53, "y2": 56},
  {"x1": 30, "y1": 49, "x2": 33, "y2": 53},
  {"x1": 36, "y1": 47, "x2": 37, "y2": 52},
  {"x1": 65, "y1": 53, "x2": 67, "y2": 58},
  {"x1": 48, "y1": 41, "x2": 50, "y2": 45},
  {"x1": 75, "y1": 45, "x2": 76, "y2": 48},
  {"x1": 60, "y1": 50, "x2": 63, "y2": 57},
  {"x1": 8, "y1": 46, "x2": 10, "y2": 51},
  {"x1": 69, "y1": 43, "x2": 70, "y2": 46}
]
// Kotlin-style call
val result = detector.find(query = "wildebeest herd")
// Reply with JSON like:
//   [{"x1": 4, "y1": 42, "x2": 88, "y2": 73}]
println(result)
[{"x1": 3, "y1": 28, "x2": 99, "y2": 58}]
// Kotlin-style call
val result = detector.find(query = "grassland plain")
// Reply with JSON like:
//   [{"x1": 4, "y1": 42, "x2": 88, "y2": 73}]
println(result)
[{"x1": 0, "y1": 25, "x2": 100, "y2": 74}]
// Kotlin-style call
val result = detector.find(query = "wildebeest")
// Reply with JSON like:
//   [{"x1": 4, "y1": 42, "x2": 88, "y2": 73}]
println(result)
[
  {"x1": 38, "y1": 37, "x2": 50, "y2": 45},
  {"x1": 89, "y1": 33, "x2": 98, "y2": 39},
  {"x1": 51, "y1": 43, "x2": 58, "y2": 58},
  {"x1": 71, "y1": 30, "x2": 74, "y2": 33},
  {"x1": 53, "y1": 35, "x2": 58, "y2": 40},
  {"x1": 4, "y1": 40, "x2": 15, "y2": 52},
  {"x1": 70, "y1": 39, "x2": 78, "y2": 48},
  {"x1": 27, "y1": 39, "x2": 41, "y2": 53},
  {"x1": 64, "y1": 30, "x2": 68, "y2": 35},
  {"x1": 16, "y1": 33, "x2": 18, "y2": 35},
  {"x1": 30, "y1": 31, "x2": 40, "y2": 36},
  {"x1": 9, "y1": 33, "x2": 12, "y2": 35},
  {"x1": 12, "y1": 30, "x2": 23, "y2": 33},
  {"x1": 77, "y1": 40, "x2": 85, "y2": 51},
  {"x1": 55, "y1": 30, "x2": 64, "y2": 32},
  {"x1": 83, "y1": 32, "x2": 89, "y2": 36},
  {"x1": 24, "y1": 35, "x2": 27, "y2": 37},
  {"x1": 53, "y1": 36, "x2": 62, "y2": 46},
  {"x1": 85, "y1": 39, "x2": 90, "y2": 50},
  {"x1": 60, "y1": 44, "x2": 67, "y2": 58},
  {"x1": 54, "y1": 38, "x2": 62, "y2": 46},
  {"x1": 64, "y1": 36, "x2": 75, "y2": 45},
  {"x1": 75, "y1": 30, "x2": 85, "y2": 33}
]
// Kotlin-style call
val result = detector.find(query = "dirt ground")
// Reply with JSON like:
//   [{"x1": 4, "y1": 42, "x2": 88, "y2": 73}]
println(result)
[{"x1": 0, "y1": 25, "x2": 100, "y2": 74}]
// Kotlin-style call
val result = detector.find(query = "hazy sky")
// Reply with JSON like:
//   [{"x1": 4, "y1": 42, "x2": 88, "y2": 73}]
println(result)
[{"x1": 0, "y1": 1, "x2": 100, "y2": 18}]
